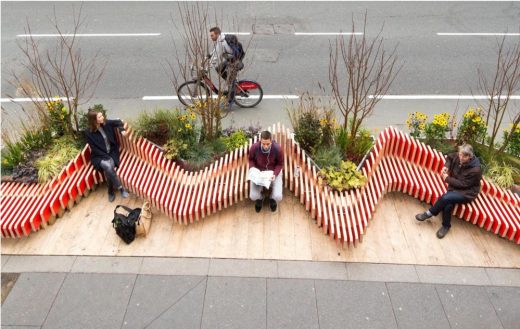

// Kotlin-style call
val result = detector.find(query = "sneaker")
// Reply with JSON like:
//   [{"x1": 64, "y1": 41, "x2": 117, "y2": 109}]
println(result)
[
  {"x1": 255, "y1": 199, "x2": 263, "y2": 213},
  {"x1": 120, "y1": 188, "x2": 129, "y2": 198},
  {"x1": 436, "y1": 226, "x2": 450, "y2": 239},
  {"x1": 415, "y1": 212, "x2": 432, "y2": 221},
  {"x1": 108, "y1": 191, "x2": 115, "y2": 203},
  {"x1": 269, "y1": 199, "x2": 277, "y2": 212}
]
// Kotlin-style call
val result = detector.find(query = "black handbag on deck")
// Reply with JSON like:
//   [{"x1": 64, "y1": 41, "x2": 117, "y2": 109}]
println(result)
[{"x1": 112, "y1": 205, "x2": 141, "y2": 244}]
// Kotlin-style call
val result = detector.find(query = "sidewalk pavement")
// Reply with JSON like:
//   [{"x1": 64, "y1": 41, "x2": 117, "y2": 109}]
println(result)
[{"x1": 1, "y1": 255, "x2": 519, "y2": 329}]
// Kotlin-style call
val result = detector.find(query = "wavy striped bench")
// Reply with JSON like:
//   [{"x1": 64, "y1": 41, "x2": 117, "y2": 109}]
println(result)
[{"x1": 1, "y1": 123, "x2": 519, "y2": 247}]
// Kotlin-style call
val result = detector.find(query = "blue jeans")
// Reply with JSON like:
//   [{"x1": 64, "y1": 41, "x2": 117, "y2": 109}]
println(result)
[
  {"x1": 99, "y1": 158, "x2": 122, "y2": 194},
  {"x1": 429, "y1": 191, "x2": 471, "y2": 228}
]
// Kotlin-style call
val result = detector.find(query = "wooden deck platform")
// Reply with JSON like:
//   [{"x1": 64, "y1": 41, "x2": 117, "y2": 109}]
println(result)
[{"x1": 2, "y1": 186, "x2": 519, "y2": 268}]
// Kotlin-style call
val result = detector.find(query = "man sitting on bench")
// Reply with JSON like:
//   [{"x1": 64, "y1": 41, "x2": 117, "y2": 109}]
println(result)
[
  {"x1": 415, "y1": 144, "x2": 482, "y2": 239},
  {"x1": 248, "y1": 131, "x2": 284, "y2": 213}
]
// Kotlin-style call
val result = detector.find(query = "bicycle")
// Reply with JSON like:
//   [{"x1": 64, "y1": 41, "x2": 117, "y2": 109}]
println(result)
[{"x1": 177, "y1": 63, "x2": 263, "y2": 108}]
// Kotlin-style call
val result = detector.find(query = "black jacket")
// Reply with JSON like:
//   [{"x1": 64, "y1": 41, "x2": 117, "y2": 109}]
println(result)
[
  {"x1": 84, "y1": 119, "x2": 124, "y2": 171},
  {"x1": 444, "y1": 152, "x2": 482, "y2": 200}
]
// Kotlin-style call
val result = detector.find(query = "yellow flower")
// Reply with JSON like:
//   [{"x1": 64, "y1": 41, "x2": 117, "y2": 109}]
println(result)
[{"x1": 185, "y1": 123, "x2": 192, "y2": 129}]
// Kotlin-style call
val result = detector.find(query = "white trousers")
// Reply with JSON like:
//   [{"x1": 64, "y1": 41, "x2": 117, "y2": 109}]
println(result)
[{"x1": 249, "y1": 172, "x2": 283, "y2": 202}]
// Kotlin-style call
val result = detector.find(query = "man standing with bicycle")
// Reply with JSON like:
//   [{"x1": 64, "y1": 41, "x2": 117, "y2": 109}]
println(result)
[{"x1": 209, "y1": 26, "x2": 244, "y2": 108}]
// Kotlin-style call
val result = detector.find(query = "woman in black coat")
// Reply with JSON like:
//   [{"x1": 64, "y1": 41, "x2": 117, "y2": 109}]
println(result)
[{"x1": 85, "y1": 110, "x2": 129, "y2": 202}]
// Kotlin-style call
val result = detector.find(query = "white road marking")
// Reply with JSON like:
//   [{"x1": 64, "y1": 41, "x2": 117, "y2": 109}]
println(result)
[
  {"x1": 294, "y1": 32, "x2": 363, "y2": 36},
  {"x1": 0, "y1": 97, "x2": 71, "y2": 103},
  {"x1": 369, "y1": 95, "x2": 520, "y2": 100},
  {"x1": 142, "y1": 95, "x2": 299, "y2": 100},
  {"x1": 225, "y1": 32, "x2": 251, "y2": 35},
  {"x1": 16, "y1": 33, "x2": 161, "y2": 37},
  {"x1": 437, "y1": 32, "x2": 520, "y2": 36}
]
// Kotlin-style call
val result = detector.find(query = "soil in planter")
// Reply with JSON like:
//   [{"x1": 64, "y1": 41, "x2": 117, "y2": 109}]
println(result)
[
  {"x1": 4, "y1": 148, "x2": 46, "y2": 184},
  {"x1": 142, "y1": 122, "x2": 170, "y2": 147}
]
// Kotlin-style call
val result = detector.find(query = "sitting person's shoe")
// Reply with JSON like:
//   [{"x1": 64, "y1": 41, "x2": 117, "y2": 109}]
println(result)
[
  {"x1": 436, "y1": 226, "x2": 450, "y2": 239},
  {"x1": 415, "y1": 212, "x2": 432, "y2": 221},
  {"x1": 255, "y1": 199, "x2": 263, "y2": 213},
  {"x1": 269, "y1": 199, "x2": 277, "y2": 212},
  {"x1": 108, "y1": 191, "x2": 116, "y2": 203},
  {"x1": 120, "y1": 188, "x2": 129, "y2": 198}
]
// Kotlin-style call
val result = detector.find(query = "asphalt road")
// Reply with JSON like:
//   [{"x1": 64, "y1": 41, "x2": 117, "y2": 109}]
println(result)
[{"x1": 2, "y1": 1, "x2": 519, "y2": 130}]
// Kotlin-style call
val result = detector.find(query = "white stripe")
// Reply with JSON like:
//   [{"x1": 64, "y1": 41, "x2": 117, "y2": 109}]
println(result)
[
  {"x1": 294, "y1": 32, "x2": 363, "y2": 36},
  {"x1": 437, "y1": 33, "x2": 520, "y2": 36},
  {"x1": 142, "y1": 95, "x2": 299, "y2": 101},
  {"x1": 1, "y1": 97, "x2": 71, "y2": 103},
  {"x1": 369, "y1": 95, "x2": 520, "y2": 100},
  {"x1": 17, "y1": 33, "x2": 161, "y2": 37},
  {"x1": 224, "y1": 32, "x2": 251, "y2": 35}
]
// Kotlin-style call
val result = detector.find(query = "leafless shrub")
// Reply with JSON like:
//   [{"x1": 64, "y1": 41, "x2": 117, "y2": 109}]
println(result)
[{"x1": 329, "y1": 11, "x2": 401, "y2": 139}]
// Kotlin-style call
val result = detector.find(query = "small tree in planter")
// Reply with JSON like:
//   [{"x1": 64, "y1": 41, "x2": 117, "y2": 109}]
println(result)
[
  {"x1": 8, "y1": 4, "x2": 107, "y2": 137},
  {"x1": 328, "y1": 11, "x2": 401, "y2": 141},
  {"x1": 475, "y1": 33, "x2": 520, "y2": 155}
]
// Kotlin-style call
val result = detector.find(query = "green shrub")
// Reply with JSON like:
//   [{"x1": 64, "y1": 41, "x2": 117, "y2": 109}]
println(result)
[
  {"x1": 486, "y1": 160, "x2": 519, "y2": 189},
  {"x1": 1, "y1": 128, "x2": 53, "y2": 171},
  {"x1": 293, "y1": 111, "x2": 322, "y2": 153},
  {"x1": 209, "y1": 138, "x2": 228, "y2": 157},
  {"x1": 45, "y1": 99, "x2": 69, "y2": 136},
  {"x1": 163, "y1": 138, "x2": 188, "y2": 160},
  {"x1": 503, "y1": 123, "x2": 520, "y2": 157},
  {"x1": 336, "y1": 126, "x2": 373, "y2": 164},
  {"x1": 133, "y1": 108, "x2": 198, "y2": 147},
  {"x1": 425, "y1": 113, "x2": 452, "y2": 149},
  {"x1": 457, "y1": 107, "x2": 487, "y2": 145},
  {"x1": 313, "y1": 146, "x2": 342, "y2": 169},
  {"x1": 318, "y1": 160, "x2": 366, "y2": 192},
  {"x1": 184, "y1": 143, "x2": 213, "y2": 171},
  {"x1": 221, "y1": 129, "x2": 248, "y2": 151},
  {"x1": 1, "y1": 141, "x2": 25, "y2": 171},
  {"x1": 35, "y1": 135, "x2": 81, "y2": 183},
  {"x1": 406, "y1": 112, "x2": 428, "y2": 138}
]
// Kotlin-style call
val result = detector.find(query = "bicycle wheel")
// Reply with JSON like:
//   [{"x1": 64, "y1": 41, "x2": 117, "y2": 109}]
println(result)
[
  {"x1": 177, "y1": 81, "x2": 210, "y2": 107},
  {"x1": 234, "y1": 80, "x2": 263, "y2": 108}
]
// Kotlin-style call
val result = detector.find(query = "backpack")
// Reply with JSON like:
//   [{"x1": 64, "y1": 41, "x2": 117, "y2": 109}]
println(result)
[
  {"x1": 112, "y1": 205, "x2": 141, "y2": 244},
  {"x1": 224, "y1": 34, "x2": 245, "y2": 61}
]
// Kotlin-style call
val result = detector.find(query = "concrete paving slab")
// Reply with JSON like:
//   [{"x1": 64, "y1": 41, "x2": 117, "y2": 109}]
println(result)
[
  {"x1": 277, "y1": 260, "x2": 348, "y2": 280},
  {"x1": 2, "y1": 256, "x2": 76, "y2": 273},
  {"x1": 71, "y1": 256, "x2": 142, "y2": 274},
  {"x1": 347, "y1": 263, "x2": 419, "y2": 282},
  {"x1": 267, "y1": 279, "x2": 319, "y2": 329},
  {"x1": 145, "y1": 280, "x2": 206, "y2": 329},
  {"x1": 1, "y1": 273, "x2": 66, "y2": 327},
  {"x1": 315, "y1": 280, "x2": 398, "y2": 329},
  {"x1": 140, "y1": 257, "x2": 209, "y2": 276},
  {"x1": 485, "y1": 268, "x2": 520, "y2": 287},
  {"x1": 1, "y1": 272, "x2": 20, "y2": 304},
  {"x1": 486, "y1": 286, "x2": 520, "y2": 329},
  {"x1": 387, "y1": 283, "x2": 451, "y2": 329},
  {"x1": 2, "y1": 255, "x2": 10, "y2": 268},
  {"x1": 416, "y1": 265, "x2": 491, "y2": 285},
  {"x1": 42, "y1": 273, "x2": 136, "y2": 329},
  {"x1": 202, "y1": 276, "x2": 266, "y2": 329},
  {"x1": 122, "y1": 275, "x2": 206, "y2": 329},
  {"x1": 1, "y1": 326, "x2": 41, "y2": 329},
  {"x1": 209, "y1": 258, "x2": 278, "y2": 278},
  {"x1": 435, "y1": 285, "x2": 503, "y2": 329}
]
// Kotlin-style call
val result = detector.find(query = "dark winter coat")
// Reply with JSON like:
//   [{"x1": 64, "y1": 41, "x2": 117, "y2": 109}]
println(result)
[
  {"x1": 444, "y1": 152, "x2": 482, "y2": 200},
  {"x1": 84, "y1": 119, "x2": 124, "y2": 171},
  {"x1": 248, "y1": 141, "x2": 284, "y2": 177}
]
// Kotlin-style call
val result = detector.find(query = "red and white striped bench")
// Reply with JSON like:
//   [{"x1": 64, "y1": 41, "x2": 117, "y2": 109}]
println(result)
[{"x1": 1, "y1": 123, "x2": 519, "y2": 246}]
